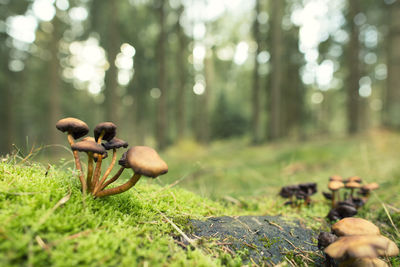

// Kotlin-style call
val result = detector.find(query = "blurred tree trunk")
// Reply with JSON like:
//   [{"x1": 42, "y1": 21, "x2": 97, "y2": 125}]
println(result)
[
  {"x1": 156, "y1": 0, "x2": 168, "y2": 150},
  {"x1": 283, "y1": 27, "x2": 306, "y2": 139},
  {"x1": 267, "y1": 0, "x2": 284, "y2": 140},
  {"x1": 49, "y1": 15, "x2": 62, "y2": 146},
  {"x1": 251, "y1": 0, "x2": 262, "y2": 144},
  {"x1": 104, "y1": 0, "x2": 120, "y2": 124},
  {"x1": 346, "y1": 0, "x2": 362, "y2": 134},
  {"x1": 175, "y1": 5, "x2": 186, "y2": 140},
  {"x1": 196, "y1": 49, "x2": 213, "y2": 144},
  {"x1": 385, "y1": 1, "x2": 400, "y2": 128}
]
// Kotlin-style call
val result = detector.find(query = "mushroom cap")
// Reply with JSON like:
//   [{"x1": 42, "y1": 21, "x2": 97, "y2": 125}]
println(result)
[
  {"x1": 102, "y1": 138, "x2": 128, "y2": 150},
  {"x1": 118, "y1": 151, "x2": 127, "y2": 167},
  {"x1": 332, "y1": 218, "x2": 380, "y2": 236},
  {"x1": 339, "y1": 258, "x2": 388, "y2": 267},
  {"x1": 345, "y1": 181, "x2": 362, "y2": 189},
  {"x1": 328, "y1": 181, "x2": 345, "y2": 191},
  {"x1": 318, "y1": 232, "x2": 338, "y2": 250},
  {"x1": 94, "y1": 122, "x2": 117, "y2": 142},
  {"x1": 56, "y1": 117, "x2": 89, "y2": 139},
  {"x1": 125, "y1": 146, "x2": 168, "y2": 178},
  {"x1": 325, "y1": 235, "x2": 399, "y2": 259},
  {"x1": 82, "y1": 137, "x2": 96, "y2": 142},
  {"x1": 279, "y1": 185, "x2": 299, "y2": 198},
  {"x1": 299, "y1": 182, "x2": 317, "y2": 195},
  {"x1": 329, "y1": 175, "x2": 343, "y2": 182},
  {"x1": 362, "y1": 183, "x2": 379, "y2": 191},
  {"x1": 348, "y1": 176, "x2": 362, "y2": 183},
  {"x1": 71, "y1": 139, "x2": 106, "y2": 154},
  {"x1": 94, "y1": 151, "x2": 108, "y2": 162}
]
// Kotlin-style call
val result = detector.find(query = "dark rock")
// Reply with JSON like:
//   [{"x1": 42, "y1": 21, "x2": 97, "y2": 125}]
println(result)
[{"x1": 189, "y1": 216, "x2": 318, "y2": 265}]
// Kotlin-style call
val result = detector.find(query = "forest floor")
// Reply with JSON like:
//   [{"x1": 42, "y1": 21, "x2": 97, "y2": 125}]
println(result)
[{"x1": 1, "y1": 129, "x2": 400, "y2": 266}]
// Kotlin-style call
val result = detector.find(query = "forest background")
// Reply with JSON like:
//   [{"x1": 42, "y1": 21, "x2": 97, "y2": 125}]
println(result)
[{"x1": 1, "y1": 0, "x2": 400, "y2": 156}]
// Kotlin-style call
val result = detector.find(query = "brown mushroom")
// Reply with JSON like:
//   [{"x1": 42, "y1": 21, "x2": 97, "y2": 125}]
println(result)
[
  {"x1": 329, "y1": 175, "x2": 343, "y2": 182},
  {"x1": 92, "y1": 122, "x2": 117, "y2": 189},
  {"x1": 92, "y1": 138, "x2": 128, "y2": 195},
  {"x1": 332, "y1": 217, "x2": 380, "y2": 237},
  {"x1": 328, "y1": 180, "x2": 344, "y2": 208},
  {"x1": 71, "y1": 138, "x2": 106, "y2": 193},
  {"x1": 345, "y1": 181, "x2": 361, "y2": 199},
  {"x1": 95, "y1": 146, "x2": 168, "y2": 197},
  {"x1": 56, "y1": 117, "x2": 89, "y2": 192},
  {"x1": 324, "y1": 235, "x2": 398, "y2": 260}
]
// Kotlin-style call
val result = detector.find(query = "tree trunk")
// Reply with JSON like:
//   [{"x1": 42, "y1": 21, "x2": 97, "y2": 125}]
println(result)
[
  {"x1": 49, "y1": 15, "x2": 62, "y2": 146},
  {"x1": 385, "y1": 1, "x2": 400, "y2": 128},
  {"x1": 176, "y1": 5, "x2": 186, "y2": 140},
  {"x1": 156, "y1": 0, "x2": 168, "y2": 150},
  {"x1": 104, "y1": 0, "x2": 120, "y2": 124},
  {"x1": 267, "y1": 0, "x2": 284, "y2": 140},
  {"x1": 198, "y1": 49, "x2": 213, "y2": 144},
  {"x1": 251, "y1": 0, "x2": 262, "y2": 144},
  {"x1": 346, "y1": 0, "x2": 362, "y2": 134}
]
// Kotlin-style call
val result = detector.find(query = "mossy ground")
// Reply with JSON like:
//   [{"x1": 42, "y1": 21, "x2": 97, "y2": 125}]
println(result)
[{"x1": 1, "y1": 130, "x2": 400, "y2": 266}]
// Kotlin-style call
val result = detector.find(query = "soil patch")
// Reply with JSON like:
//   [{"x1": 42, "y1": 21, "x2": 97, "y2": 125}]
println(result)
[{"x1": 189, "y1": 215, "x2": 319, "y2": 265}]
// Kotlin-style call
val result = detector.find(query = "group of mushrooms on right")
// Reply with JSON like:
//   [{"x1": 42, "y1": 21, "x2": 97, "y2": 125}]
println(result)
[
  {"x1": 323, "y1": 175, "x2": 380, "y2": 221},
  {"x1": 279, "y1": 175, "x2": 399, "y2": 266},
  {"x1": 318, "y1": 217, "x2": 399, "y2": 266}
]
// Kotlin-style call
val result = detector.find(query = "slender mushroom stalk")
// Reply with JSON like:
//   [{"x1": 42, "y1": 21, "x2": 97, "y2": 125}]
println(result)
[
  {"x1": 67, "y1": 134, "x2": 86, "y2": 192},
  {"x1": 96, "y1": 173, "x2": 142, "y2": 197},
  {"x1": 86, "y1": 152, "x2": 94, "y2": 192},
  {"x1": 93, "y1": 148, "x2": 117, "y2": 194},
  {"x1": 56, "y1": 118, "x2": 89, "y2": 193},
  {"x1": 95, "y1": 146, "x2": 168, "y2": 198},
  {"x1": 93, "y1": 138, "x2": 129, "y2": 194},
  {"x1": 328, "y1": 181, "x2": 344, "y2": 208},
  {"x1": 91, "y1": 122, "x2": 117, "y2": 192},
  {"x1": 70, "y1": 138, "x2": 106, "y2": 195},
  {"x1": 100, "y1": 166, "x2": 125, "y2": 191}
]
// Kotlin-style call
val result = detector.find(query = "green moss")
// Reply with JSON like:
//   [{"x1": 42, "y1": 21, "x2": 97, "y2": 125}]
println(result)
[{"x1": 0, "y1": 161, "x2": 236, "y2": 266}]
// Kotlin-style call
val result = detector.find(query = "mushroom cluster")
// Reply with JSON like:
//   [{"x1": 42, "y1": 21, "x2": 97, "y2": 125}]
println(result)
[
  {"x1": 56, "y1": 117, "x2": 168, "y2": 197},
  {"x1": 318, "y1": 217, "x2": 399, "y2": 266},
  {"x1": 322, "y1": 175, "x2": 380, "y2": 221},
  {"x1": 279, "y1": 182, "x2": 317, "y2": 207}
]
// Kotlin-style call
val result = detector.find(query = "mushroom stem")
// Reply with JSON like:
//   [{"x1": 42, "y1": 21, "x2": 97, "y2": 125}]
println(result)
[
  {"x1": 86, "y1": 152, "x2": 94, "y2": 192},
  {"x1": 67, "y1": 134, "x2": 87, "y2": 193},
  {"x1": 332, "y1": 190, "x2": 336, "y2": 208},
  {"x1": 91, "y1": 156, "x2": 103, "y2": 193},
  {"x1": 100, "y1": 166, "x2": 125, "y2": 191},
  {"x1": 350, "y1": 188, "x2": 354, "y2": 200},
  {"x1": 93, "y1": 148, "x2": 117, "y2": 195},
  {"x1": 91, "y1": 130, "x2": 106, "y2": 192},
  {"x1": 95, "y1": 173, "x2": 141, "y2": 198}
]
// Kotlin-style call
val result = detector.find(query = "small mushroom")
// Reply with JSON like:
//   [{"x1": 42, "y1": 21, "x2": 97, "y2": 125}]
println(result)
[
  {"x1": 94, "y1": 122, "x2": 117, "y2": 143},
  {"x1": 71, "y1": 139, "x2": 106, "y2": 193},
  {"x1": 324, "y1": 235, "x2": 398, "y2": 260},
  {"x1": 93, "y1": 138, "x2": 129, "y2": 195},
  {"x1": 329, "y1": 175, "x2": 343, "y2": 182},
  {"x1": 56, "y1": 117, "x2": 89, "y2": 192},
  {"x1": 345, "y1": 181, "x2": 361, "y2": 200},
  {"x1": 92, "y1": 122, "x2": 117, "y2": 189},
  {"x1": 279, "y1": 185, "x2": 299, "y2": 207},
  {"x1": 347, "y1": 176, "x2": 362, "y2": 184},
  {"x1": 328, "y1": 180, "x2": 344, "y2": 208},
  {"x1": 340, "y1": 258, "x2": 388, "y2": 267},
  {"x1": 95, "y1": 146, "x2": 168, "y2": 197},
  {"x1": 359, "y1": 183, "x2": 379, "y2": 200},
  {"x1": 318, "y1": 232, "x2": 338, "y2": 250},
  {"x1": 332, "y1": 217, "x2": 380, "y2": 237}
]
